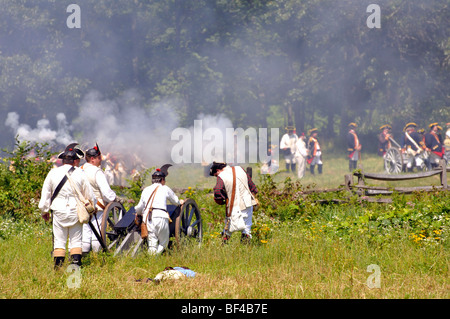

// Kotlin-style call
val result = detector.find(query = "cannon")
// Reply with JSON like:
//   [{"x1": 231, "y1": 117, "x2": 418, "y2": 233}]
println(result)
[
  {"x1": 92, "y1": 198, "x2": 203, "y2": 257},
  {"x1": 383, "y1": 137, "x2": 429, "y2": 174}
]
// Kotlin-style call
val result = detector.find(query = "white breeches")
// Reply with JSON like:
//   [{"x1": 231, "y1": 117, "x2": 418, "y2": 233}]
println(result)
[
  {"x1": 284, "y1": 154, "x2": 296, "y2": 164},
  {"x1": 406, "y1": 155, "x2": 423, "y2": 168},
  {"x1": 295, "y1": 156, "x2": 307, "y2": 178},
  {"x1": 310, "y1": 151, "x2": 322, "y2": 165},
  {"x1": 53, "y1": 217, "x2": 82, "y2": 252},
  {"x1": 351, "y1": 150, "x2": 359, "y2": 161},
  {"x1": 82, "y1": 211, "x2": 103, "y2": 253},
  {"x1": 224, "y1": 206, "x2": 253, "y2": 237},
  {"x1": 147, "y1": 217, "x2": 170, "y2": 255}
]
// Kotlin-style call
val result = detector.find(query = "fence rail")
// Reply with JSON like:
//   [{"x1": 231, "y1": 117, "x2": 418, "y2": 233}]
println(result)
[
  {"x1": 344, "y1": 159, "x2": 448, "y2": 197},
  {"x1": 172, "y1": 161, "x2": 448, "y2": 205}
]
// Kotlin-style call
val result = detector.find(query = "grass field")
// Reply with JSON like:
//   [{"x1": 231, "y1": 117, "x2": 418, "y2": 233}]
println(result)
[{"x1": 0, "y1": 153, "x2": 449, "y2": 300}]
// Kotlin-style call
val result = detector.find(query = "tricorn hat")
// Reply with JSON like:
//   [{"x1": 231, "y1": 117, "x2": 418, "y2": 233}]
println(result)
[
  {"x1": 152, "y1": 164, "x2": 173, "y2": 180},
  {"x1": 348, "y1": 122, "x2": 358, "y2": 129},
  {"x1": 403, "y1": 122, "x2": 417, "y2": 131},
  {"x1": 159, "y1": 164, "x2": 172, "y2": 177},
  {"x1": 152, "y1": 168, "x2": 166, "y2": 180},
  {"x1": 380, "y1": 124, "x2": 391, "y2": 130},
  {"x1": 85, "y1": 143, "x2": 101, "y2": 158},
  {"x1": 308, "y1": 128, "x2": 318, "y2": 135},
  {"x1": 429, "y1": 122, "x2": 438, "y2": 129},
  {"x1": 57, "y1": 143, "x2": 84, "y2": 160}
]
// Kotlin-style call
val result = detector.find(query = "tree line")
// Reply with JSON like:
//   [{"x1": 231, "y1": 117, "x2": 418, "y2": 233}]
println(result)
[{"x1": 0, "y1": 0, "x2": 449, "y2": 153}]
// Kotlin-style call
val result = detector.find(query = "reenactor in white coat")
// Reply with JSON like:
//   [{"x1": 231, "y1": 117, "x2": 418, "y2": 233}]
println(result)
[
  {"x1": 280, "y1": 126, "x2": 299, "y2": 174},
  {"x1": 81, "y1": 143, "x2": 124, "y2": 254},
  {"x1": 39, "y1": 143, "x2": 96, "y2": 269},
  {"x1": 135, "y1": 165, "x2": 183, "y2": 255},
  {"x1": 211, "y1": 162, "x2": 258, "y2": 243},
  {"x1": 294, "y1": 133, "x2": 309, "y2": 179}
]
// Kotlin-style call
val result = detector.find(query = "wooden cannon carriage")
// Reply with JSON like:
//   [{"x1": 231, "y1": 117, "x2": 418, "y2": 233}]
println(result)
[
  {"x1": 383, "y1": 137, "x2": 430, "y2": 174},
  {"x1": 90, "y1": 198, "x2": 202, "y2": 257}
]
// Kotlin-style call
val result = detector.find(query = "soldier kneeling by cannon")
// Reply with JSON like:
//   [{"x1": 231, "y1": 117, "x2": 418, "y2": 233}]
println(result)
[{"x1": 134, "y1": 165, "x2": 184, "y2": 255}]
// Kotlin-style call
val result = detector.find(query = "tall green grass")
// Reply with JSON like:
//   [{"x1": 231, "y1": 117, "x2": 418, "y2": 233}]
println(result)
[
  {"x1": 0, "y1": 151, "x2": 448, "y2": 299},
  {"x1": 1, "y1": 218, "x2": 448, "y2": 299}
]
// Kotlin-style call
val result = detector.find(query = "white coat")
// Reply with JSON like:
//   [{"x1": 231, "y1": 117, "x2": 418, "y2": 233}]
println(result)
[{"x1": 39, "y1": 164, "x2": 95, "y2": 254}]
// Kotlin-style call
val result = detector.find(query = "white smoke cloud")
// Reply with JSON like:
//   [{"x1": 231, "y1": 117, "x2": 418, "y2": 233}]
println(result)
[
  {"x1": 172, "y1": 113, "x2": 270, "y2": 165},
  {"x1": 4, "y1": 89, "x2": 243, "y2": 174},
  {"x1": 5, "y1": 111, "x2": 72, "y2": 146},
  {"x1": 73, "y1": 89, "x2": 181, "y2": 169}
]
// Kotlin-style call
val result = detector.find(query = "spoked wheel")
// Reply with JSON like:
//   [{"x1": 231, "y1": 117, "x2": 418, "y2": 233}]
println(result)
[
  {"x1": 100, "y1": 202, "x2": 126, "y2": 251},
  {"x1": 174, "y1": 199, "x2": 203, "y2": 248},
  {"x1": 384, "y1": 148, "x2": 403, "y2": 174}
]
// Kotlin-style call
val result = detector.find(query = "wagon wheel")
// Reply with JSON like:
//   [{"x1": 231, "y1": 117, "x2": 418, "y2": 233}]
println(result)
[
  {"x1": 384, "y1": 148, "x2": 403, "y2": 174},
  {"x1": 100, "y1": 202, "x2": 126, "y2": 250},
  {"x1": 174, "y1": 199, "x2": 203, "y2": 247}
]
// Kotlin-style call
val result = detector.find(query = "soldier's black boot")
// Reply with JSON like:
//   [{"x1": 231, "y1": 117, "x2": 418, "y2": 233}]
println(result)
[
  {"x1": 318, "y1": 164, "x2": 323, "y2": 174},
  {"x1": 310, "y1": 164, "x2": 315, "y2": 175},
  {"x1": 291, "y1": 164, "x2": 296, "y2": 174},
  {"x1": 54, "y1": 257, "x2": 65, "y2": 270},
  {"x1": 349, "y1": 160, "x2": 353, "y2": 172},
  {"x1": 70, "y1": 254, "x2": 82, "y2": 267},
  {"x1": 285, "y1": 163, "x2": 290, "y2": 172}
]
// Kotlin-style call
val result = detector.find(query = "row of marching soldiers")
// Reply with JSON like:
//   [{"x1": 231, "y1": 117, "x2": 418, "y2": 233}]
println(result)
[
  {"x1": 278, "y1": 121, "x2": 449, "y2": 177},
  {"x1": 38, "y1": 143, "x2": 183, "y2": 270},
  {"x1": 378, "y1": 122, "x2": 449, "y2": 172}
]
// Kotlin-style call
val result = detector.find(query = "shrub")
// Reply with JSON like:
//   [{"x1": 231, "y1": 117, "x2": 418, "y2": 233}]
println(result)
[{"x1": 0, "y1": 138, "x2": 54, "y2": 221}]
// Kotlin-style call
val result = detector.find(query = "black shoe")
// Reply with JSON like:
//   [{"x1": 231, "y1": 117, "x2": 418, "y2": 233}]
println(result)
[
  {"x1": 70, "y1": 254, "x2": 82, "y2": 267},
  {"x1": 54, "y1": 257, "x2": 65, "y2": 270}
]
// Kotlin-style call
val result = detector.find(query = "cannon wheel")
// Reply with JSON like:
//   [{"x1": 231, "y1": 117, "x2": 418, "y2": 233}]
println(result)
[
  {"x1": 174, "y1": 199, "x2": 203, "y2": 247},
  {"x1": 384, "y1": 148, "x2": 403, "y2": 174},
  {"x1": 100, "y1": 202, "x2": 126, "y2": 250}
]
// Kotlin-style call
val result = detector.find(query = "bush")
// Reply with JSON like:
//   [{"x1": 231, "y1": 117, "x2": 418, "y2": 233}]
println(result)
[{"x1": 0, "y1": 138, "x2": 54, "y2": 221}]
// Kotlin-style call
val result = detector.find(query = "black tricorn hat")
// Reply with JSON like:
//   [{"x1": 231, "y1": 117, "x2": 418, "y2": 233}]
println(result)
[
  {"x1": 152, "y1": 164, "x2": 172, "y2": 179},
  {"x1": 159, "y1": 164, "x2": 172, "y2": 177},
  {"x1": 209, "y1": 161, "x2": 227, "y2": 176},
  {"x1": 86, "y1": 143, "x2": 101, "y2": 157},
  {"x1": 57, "y1": 143, "x2": 84, "y2": 160}
]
